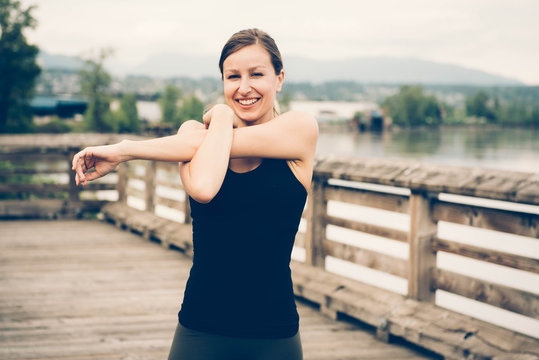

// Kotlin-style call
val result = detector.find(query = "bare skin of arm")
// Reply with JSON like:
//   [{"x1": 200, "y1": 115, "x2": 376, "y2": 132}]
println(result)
[{"x1": 72, "y1": 107, "x2": 318, "y2": 192}]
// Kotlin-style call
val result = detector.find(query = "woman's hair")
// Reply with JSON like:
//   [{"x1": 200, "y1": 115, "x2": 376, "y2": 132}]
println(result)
[
  {"x1": 218, "y1": 28, "x2": 283, "y2": 78},
  {"x1": 219, "y1": 29, "x2": 284, "y2": 117}
]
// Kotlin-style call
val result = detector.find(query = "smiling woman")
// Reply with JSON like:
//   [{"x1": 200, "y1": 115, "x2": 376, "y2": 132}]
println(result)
[{"x1": 71, "y1": 28, "x2": 318, "y2": 360}]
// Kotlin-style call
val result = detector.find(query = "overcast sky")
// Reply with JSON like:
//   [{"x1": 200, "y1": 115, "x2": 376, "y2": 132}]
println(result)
[{"x1": 23, "y1": 0, "x2": 539, "y2": 85}]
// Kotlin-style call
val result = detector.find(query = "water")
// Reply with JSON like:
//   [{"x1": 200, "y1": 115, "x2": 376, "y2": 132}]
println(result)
[{"x1": 316, "y1": 127, "x2": 539, "y2": 172}]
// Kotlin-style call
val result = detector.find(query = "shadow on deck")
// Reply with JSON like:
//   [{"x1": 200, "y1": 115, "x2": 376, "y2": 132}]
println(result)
[{"x1": 0, "y1": 219, "x2": 440, "y2": 360}]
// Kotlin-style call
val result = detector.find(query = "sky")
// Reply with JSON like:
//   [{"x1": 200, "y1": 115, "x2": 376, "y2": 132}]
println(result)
[{"x1": 22, "y1": 0, "x2": 539, "y2": 85}]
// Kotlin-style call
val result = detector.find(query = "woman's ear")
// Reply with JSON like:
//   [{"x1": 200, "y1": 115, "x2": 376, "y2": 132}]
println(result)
[{"x1": 276, "y1": 70, "x2": 285, "y2": 93}]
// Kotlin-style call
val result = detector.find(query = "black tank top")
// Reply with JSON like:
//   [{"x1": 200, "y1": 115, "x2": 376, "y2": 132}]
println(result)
[{"x1": 178, "y1": 158, "x2": 307, "y2": 338}]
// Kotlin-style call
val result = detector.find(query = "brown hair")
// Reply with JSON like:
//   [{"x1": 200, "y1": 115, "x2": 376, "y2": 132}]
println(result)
[{"x1": 219, "y1": 28, "x2": 283, "y2": 79}]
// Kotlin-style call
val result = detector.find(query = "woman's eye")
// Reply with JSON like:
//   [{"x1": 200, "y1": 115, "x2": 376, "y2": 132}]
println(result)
[
  {"x1": 227, "y1": 74, "x2": 240, "y2": 79},
  {"x1": 252, "y1": 72, "x2": 263, "y2": 77}
]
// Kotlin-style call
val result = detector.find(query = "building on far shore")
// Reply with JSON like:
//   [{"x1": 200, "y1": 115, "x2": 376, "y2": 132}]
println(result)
[{"x1": 30, "y1": 96, "x2": 87, "y2": 123}]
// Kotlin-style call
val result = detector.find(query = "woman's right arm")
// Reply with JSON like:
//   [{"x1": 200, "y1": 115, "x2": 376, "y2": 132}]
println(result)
[{"x1": 72, "y1": 128, "x2": 206, "y2": 186}]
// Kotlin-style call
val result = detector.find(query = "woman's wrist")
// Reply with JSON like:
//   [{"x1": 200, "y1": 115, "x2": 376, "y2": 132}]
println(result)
[{"x1": 116, "y1": 139, "x2": 136, "y2": 162}]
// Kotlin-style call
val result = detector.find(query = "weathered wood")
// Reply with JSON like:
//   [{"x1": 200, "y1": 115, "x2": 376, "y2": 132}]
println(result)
[
  {"x1": 126, "y1": 187, "x2": 145, "y2": 200},
  {"x1": 433, "y1": 199, "x2": 539, "y2": 238},
  {"x1": 433, "y1": 237, "x2": 539, "y2": 274},
  {"x1": 326, "y1": 214, "x2": 408, "y2": 242},
  {"x1": 67, "y1": 152, "x2": 79, "y2": 202},
  {"x1": 156, "y1": 177, "x2": 183, "y2": 190},
  {"x1": 0, "y1": 183, "x2": 70, "y2": 194},
  {"x1": 155, "y1": 195, "x2": 184, "y2": 210},
  {"x1": 0, "y1": 219, "x2": 434, "y2": 360},
  {"x1": 408, "y1": 191, "x2": 437, "y2": 302},
  {"x1": 0, "y1": 168, "x2": 67, "y2": 176},
  {"x1": 431, "y1": 268, "x2": 539, "y2": 318},
  {"x1": 291, "y1": 260, "x2": 539, "y2": 360},
  {"x1": 323, "y1": 239, "x2": 407, "y2": 277},
  {"x1": 304, "y1": 177, "x2": 328, "y2": 267},
  {"x1": 145, "y1": 161, "x2": 156, "y2": 213},
  {"x1": 314, "y1": 155, "x2": 539, "y2": 205},
  {"x1": 325, "y1": 184, "x2": 409, "y2": 213},
  {"x1": 116, "y1": 163, "x2": 127, "y2": 204},
  {"x1": 0, "y1": 199, "x2": 106, "y2": 219}
]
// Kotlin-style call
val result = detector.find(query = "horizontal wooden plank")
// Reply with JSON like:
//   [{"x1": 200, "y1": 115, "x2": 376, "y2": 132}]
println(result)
[
  {"x1": 432, "y1": 268, "x2": 539, "y2": 318},
  {"x1": 326, "y1": 215, "x2": 408, "y2": 243},
  {"x1": 0, "y1": 199, "x2": 107, "y2": 219},
  {"x1": 325, "y1": 185, "x2": 409, "y2": 213},
  {"x1": 126, "y1": 187, "x2": 145, "y2": 200},
  {"x1": 314, "y1": 155, "x2": 539, "y2": 205},
  {"x1": 156, "y1": 161, "x2": 180, "y2": 173},
  {"x1": 0, "y1": 183, "x2": 69, "y2": 193},
  {"x1": 433, "y1": 237, "x2": 539, "y2": 274},
  {"x1": 156, "y1": 177, "x2": 183, "y2": 190},
  {"x1": 82, "y1": 183, "x2": 117, "y2": 192},
  {"x1": 155, "y1": 195, "x2": 183, "y2": 210},
  {"x1": 126, "y1": 172, "x2": 145, "y2": 182},
  {"x1": 291, "y1": 260, "x2": 539, "y2": 358},
  {"x1": 0, "y1": 168, "x2": 69, "y2": 176},
  {"x1": 432, "y1": 200, "x2": 539, "y2": 238},
  {"x1": 322, "y1": 239, "x2": 407, "y2": 278}
]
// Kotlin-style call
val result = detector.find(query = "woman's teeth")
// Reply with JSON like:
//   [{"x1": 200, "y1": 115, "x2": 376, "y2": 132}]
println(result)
[{"x1": 238, "y1": 98, "x2": 259, "y2": 105}]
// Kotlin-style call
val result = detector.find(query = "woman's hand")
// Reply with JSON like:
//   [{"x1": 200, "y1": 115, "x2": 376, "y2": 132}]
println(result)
[
  {"x1": 203, "y1": 104, "x2": 238, "y2": 129},
  {"x1": 71, "y1": 143, "x2": 126, "y2": 186}
]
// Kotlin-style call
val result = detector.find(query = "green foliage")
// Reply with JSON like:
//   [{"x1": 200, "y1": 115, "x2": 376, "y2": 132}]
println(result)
[
  {"x1": 115, "y1": 93, "x2": 140, "y2": 133},
  {"x1": 465, "y1": 91, "x2": 496, "y2": 122},
  {"x1": 0, "y1": 0, "x2": 41, "y2": 133},
  {"x1": 159, "y1": 85, "x2": 182, "y2": 126},
  {"x1": 382, "y1": 85, "x2": 442, "y2": 127},
  {"x1": 179, "y1": 94, "x2": 204, "y2": 124},
  {"x1": 278, "y1": 90, "x2": 292, "y2": 112},
  {"x1": 79, "y1": 48, "x2": 115, "y2": 132},
  {"x1": 464, "y1": 90, "x2": 539, "y2": 127},
  {"x1": 35, "y1": 116, "x2": 71, "y2": 133}
]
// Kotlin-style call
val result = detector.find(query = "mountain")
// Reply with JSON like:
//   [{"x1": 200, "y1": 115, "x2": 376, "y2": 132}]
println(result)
[
  {"x1": 38, "y1": 51, "x2": 83, "y2": 70},
  {"x1": 38, "y1": 51, "x2": 523, "y2": 86}
]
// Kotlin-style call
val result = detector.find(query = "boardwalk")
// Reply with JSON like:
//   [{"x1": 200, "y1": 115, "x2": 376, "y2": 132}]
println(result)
[{"x1": 0, "y1": 220, "x2": 436, "y2": 360}]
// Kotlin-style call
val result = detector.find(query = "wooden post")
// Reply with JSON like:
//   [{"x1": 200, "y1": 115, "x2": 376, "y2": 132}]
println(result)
[
  {"x1": 304, "y1": 176, "x2": 328, "y2": 268},
  {"x1": 67, "y1": 152, "x2": 79, "y2": 202},
  {"x1": 117, "y1": 163, "x2": 127, "y2": 204},
  {"x1": 408, "y1": 190, "x2": 437, "y2": 302},
  {"x1": 145, "y1": 160, "x2": 156, "y2": 213},
  {"x1": 183, "y1": 195, "x2": 191, "y2": 224}
]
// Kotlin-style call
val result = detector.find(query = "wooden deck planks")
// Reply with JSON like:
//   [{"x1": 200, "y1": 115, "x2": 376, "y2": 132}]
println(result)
[{"x1": 0, "y1": 220, "x2": 435, "y2": 359}]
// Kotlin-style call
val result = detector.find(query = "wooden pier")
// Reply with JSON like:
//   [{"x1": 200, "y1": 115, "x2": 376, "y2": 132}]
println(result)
[
  {"x1": 1, "y1": 134, "x2": 538, "y2": 359},
  {"x1": 0, "y1": 220, "x2": 436, "y2": 360}
]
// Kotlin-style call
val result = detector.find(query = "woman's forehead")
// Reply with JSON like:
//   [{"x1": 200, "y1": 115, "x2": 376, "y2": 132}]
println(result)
[{"x1": 222, "y1": 44, "x2": 272, "y2": 71}]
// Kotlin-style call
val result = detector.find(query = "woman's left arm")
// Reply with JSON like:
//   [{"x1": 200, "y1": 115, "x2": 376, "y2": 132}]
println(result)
[{"x1": 230, "y1": 110, "x2": 319, "y2": 161}]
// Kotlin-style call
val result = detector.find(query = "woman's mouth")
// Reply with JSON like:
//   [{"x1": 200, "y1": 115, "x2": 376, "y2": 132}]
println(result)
[{"x1": 236, "y1": 98, "x2": 260, "y2": 106}]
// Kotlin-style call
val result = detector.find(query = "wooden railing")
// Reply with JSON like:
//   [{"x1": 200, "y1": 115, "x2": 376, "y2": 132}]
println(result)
[
  {"x1": 1, "y1": 134, "x2": 538, "y2": 359},
  {"x1": 305, "y1": 156, "x2": 538, "y2": 311}
]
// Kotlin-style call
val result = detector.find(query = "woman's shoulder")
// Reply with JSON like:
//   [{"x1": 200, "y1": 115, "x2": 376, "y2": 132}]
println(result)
[{"x1": 277, "y1": 110, "x2": 319, "y2": 138}]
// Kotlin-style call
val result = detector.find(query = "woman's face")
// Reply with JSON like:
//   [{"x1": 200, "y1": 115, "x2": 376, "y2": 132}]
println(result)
[{"x1": 222, "y1": 44, "x2": 284, "y2": 126}]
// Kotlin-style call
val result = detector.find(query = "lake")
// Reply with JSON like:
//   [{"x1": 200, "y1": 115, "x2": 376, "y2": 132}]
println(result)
[{"x1": 317, "y1": 126, "x2": 538, "y2": 173}]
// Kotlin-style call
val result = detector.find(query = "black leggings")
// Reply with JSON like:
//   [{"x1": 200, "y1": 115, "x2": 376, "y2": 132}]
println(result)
[{"x1": 168, "y1": 322, "x2": 303, "y2": 360}]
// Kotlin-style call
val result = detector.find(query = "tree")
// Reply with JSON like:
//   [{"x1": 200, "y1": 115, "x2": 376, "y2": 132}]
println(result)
[
  {"x1": 0, "y1": 0, "x2": 41, "y2": 133},
  {"x1": 116, "y1": 93, "x2": 140, "y2": 133},
  {"x1": 178, "y1": 94, "x2": 204, "y2": 125},
  {"x1": 79, "y1": 48, "x2": 115, "y2": 132},
  {"x1": 465, "y1": 91, "x2": 496, "y2": 122},
  {"x1": 382, "y1": 85, "x2": 442, "y2": 127},
  {"x1": 159, "y1": 85, "x2": 181, "y2": 127}
]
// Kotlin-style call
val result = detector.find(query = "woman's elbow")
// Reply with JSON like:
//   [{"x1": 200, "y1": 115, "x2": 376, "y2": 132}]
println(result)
[{"x1": 187, "y1": 184, "x2": 218, "y2": 204}]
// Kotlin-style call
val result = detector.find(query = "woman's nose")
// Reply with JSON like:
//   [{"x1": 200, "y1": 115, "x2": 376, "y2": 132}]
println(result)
[{"x1": 238, "y1": 77, "x2": 251, "y2": 94}]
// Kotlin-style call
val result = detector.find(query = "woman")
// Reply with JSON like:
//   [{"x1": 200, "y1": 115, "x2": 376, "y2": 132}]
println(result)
[{"x1": 72, "y1": 28, "x2": 318, "y2": 360}]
